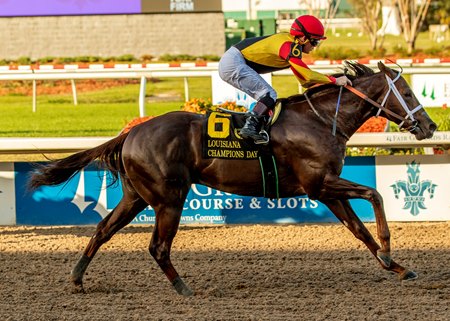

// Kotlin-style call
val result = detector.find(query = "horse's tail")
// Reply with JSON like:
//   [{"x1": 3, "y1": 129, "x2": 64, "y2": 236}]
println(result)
[{"x1": 28, "y1": 133, "x2": 129, "y2": 191}]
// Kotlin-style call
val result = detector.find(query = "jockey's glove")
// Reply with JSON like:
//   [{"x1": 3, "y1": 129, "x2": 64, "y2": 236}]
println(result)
[{"x1": 335, "y1": 76, "x2": 352, "y2": 86}]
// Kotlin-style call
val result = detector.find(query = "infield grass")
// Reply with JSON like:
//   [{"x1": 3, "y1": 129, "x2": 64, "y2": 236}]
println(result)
[
  {"x1": 0, "y1": 75, "x2": 303, "y2": 137},
  {"x1": 0, "y1": 74, "x2": 448, "y2": 138}
]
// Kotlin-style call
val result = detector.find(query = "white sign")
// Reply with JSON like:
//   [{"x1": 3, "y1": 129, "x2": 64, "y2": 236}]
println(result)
[
  {"x1": 170, "y1": 0, "x2": 194, "y2": 12},
  {"x1": 0, "y1": 163, "x2": 16, "y2": 225},
  {"x1": 211, "y1": 71, "x2": 272, "y2": 110},
  {"x1": 376, "y1": 155, "x2": 450, "y2": 221},
  {"x1": 412, "y1": 74, "x2": 450, "y2": 107}
]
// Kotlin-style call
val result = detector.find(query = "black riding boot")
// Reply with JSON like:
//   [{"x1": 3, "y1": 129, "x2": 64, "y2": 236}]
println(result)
[
  {"x1": 240, "y1": 112, "x2": 267, "y2": 142},
  {"x1": 240, "y1": 95, "x2": 275, "y2": 144}
]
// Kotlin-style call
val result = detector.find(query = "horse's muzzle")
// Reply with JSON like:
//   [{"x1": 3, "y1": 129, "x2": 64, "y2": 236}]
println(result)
[{"x1": 410, "y1": 120, "x2": 437, "y2": 140}]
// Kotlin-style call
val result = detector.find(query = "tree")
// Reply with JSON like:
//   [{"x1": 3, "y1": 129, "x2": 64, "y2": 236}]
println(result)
[
  {"x1": 426, "y1": 0, "x2": 450, "y2": 25},
  {"x1": 301, "y1": 0, "x2": 342, "y2": 30},
  {"x1": 396, "y1": 0, "x2": 432, "y2": 54},
  {"x1": 349, "y1": 0, "x2": 384, "y2": 51}
]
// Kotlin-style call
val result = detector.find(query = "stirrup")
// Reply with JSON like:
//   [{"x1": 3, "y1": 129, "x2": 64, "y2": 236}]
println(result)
[{"x1": 254, "y1": 130, "x2": 269, "y2": 145}]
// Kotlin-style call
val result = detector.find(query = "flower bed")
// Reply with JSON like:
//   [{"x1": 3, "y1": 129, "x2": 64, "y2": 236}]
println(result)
[
  {"x1": 123, "y1": 101, "x2": 390, "y2": 134},
  {"x1": 122, "y1": 99, "x2": 246, "y2": 133},
  {"x1": 356, "y1": 116, "x2": 388, "y2": 133},
  {"x1": 180, "y1": 98, "x2": 246, "y2": 114},
  {"x1": 121, "y1": 116, "x2": 154, "y2": 134}
]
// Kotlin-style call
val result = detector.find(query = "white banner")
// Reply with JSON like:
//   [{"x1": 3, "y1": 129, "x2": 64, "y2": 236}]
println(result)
[
  {"x1": 211, "y1": 71, "x2": 272, "y2": 110},
  {"x1": 412, "y1": 74, "x2": 450, "y2": 107},
  {"x1": 376, "y1": 155, "x2": 450, "y2": 221},
  {"x1": 0, "y1": 163, "x2": 16, "y2": 225}
]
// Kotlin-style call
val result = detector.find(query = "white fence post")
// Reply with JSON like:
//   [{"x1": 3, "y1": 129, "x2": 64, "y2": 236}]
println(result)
[
  {"x1": 32, "y1": 80, "x2": 37, "y2": 112},
  {"x1": 184, "y1": 77, "x2": 189, "y2": 101},
  {"x1": 71, "y1": 79, "x2": 78, "y2": 106},
  {"x1": 139, "y1": 76, "x2": 147, "y2": 117}
]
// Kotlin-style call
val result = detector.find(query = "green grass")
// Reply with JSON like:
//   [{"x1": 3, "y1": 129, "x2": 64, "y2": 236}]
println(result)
[
  {"x1": 0, "y1": 88, "x2": 138, "y2": 137},
  {"x1": 0, "y1": 72, "x2": 448, "y2": 138},
  {"x1": 0, "y1": 78, "x2": 213, "y2": 137},
  {"x1": 0, "y1": 76, "x2": 301, "y2": 137}
]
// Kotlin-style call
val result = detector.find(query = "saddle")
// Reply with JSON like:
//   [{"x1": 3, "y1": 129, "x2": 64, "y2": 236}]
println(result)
[
  {"x1": 202, "y1": 103, "x2": 282, "y2": 199},
  {"x1": 202, "y1": 102, "x2": 282, "y2": 159}
]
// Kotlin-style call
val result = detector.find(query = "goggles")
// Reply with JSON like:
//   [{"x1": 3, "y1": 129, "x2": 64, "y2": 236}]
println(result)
[
  {"x1": 292, "y1": 19, "x2": 324, "y2": 47},
  {"x1": 309, "y1": 38, "x2": 321, "y2": 47}
]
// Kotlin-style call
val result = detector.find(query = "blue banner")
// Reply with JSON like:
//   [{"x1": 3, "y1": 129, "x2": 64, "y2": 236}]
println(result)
[{"x1": 15, "y1": 157, "x2": 376, "y2": 225}]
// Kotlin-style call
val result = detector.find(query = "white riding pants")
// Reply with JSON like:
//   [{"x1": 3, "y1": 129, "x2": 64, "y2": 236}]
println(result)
[{"x1": 218, "y1": 46, "x2": 277, "y2": 103}]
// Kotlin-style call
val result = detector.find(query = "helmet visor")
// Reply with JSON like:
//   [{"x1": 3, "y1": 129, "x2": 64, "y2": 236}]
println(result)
[{"x1": 309, "y1": 38, "x2": 321, "y2": 47}]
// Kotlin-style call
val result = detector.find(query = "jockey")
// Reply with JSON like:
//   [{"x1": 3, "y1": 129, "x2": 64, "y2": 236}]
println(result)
[{"x1": 218, "y1": 15, "x2": 352, "y2": 144}]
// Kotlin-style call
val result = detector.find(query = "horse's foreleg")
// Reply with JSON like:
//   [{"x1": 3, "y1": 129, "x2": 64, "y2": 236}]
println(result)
[
  {"x1": 150, "y1": 206, "x2": 193, "y2": 297},
  {"x1": 319, "y1": 177, "x2": 391, "y2": 263},
  {"x1": 71, "y1": 187, "x2": 148, "y2": 292},
  {"x1": 323, "y1": 199, "x2": 417, "y2": 280}
]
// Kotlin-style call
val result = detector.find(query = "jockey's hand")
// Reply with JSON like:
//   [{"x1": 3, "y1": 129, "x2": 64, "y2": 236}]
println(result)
[{"x1": 335, "y1": 76, "x2": 352, "y2": 86}]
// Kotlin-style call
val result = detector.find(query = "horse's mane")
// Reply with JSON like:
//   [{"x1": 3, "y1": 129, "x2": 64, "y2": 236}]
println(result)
[{"x1": 282, "y1": 61, "x2": 376, "y2": 104}]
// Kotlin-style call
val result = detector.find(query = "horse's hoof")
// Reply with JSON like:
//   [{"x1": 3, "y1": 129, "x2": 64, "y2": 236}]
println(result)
[
  {"x1": 377, "y1": 250, "x2": 392, "y2": 268},
  {"x1": 399, "y1": 270, "x2": 418, "y2": 281},
  {"x1": 172, "y1": 276, "x2": 194, "y2": 297},
  {"x1": 71, "y1": 282, "x2": 86, "y2": 294},
  {"x1": 70, "y1": 275, "x2": 86, "y2": 293}
]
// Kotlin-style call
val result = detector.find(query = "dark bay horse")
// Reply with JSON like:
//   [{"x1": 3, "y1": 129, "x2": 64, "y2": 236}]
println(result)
[{"x1": 28, "y1": 61, "x2": 436, "y2": 296}]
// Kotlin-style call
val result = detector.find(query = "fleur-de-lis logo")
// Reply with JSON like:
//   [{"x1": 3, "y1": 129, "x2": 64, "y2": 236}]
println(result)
[{"x1": 390, "y1": 161, "x2": 437, "y2": 216}]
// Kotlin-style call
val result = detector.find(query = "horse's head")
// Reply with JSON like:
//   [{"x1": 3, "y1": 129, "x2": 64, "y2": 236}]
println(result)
[{"x1": 376, "y1": 62, "x2": 436, "y2": 140}]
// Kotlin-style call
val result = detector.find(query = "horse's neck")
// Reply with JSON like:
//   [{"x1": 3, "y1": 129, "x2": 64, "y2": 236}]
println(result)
[
  {"x1": 289, "y1": 80, "x2": 383, "y2": 139},
  {"x1": 337, "y1": 90, "x2": 378, "y2": 136},
  {"x1": 342, "y1": 76, "x2": 387, "y2": 134}
]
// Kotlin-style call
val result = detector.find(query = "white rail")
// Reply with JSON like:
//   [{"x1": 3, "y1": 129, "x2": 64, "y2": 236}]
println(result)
[
  {"x1": 1, "y1": 62, "x2": 450, "y2": 116},
  {"x1": 0, "y1": 132, "x2": 449, "y2": 154}
]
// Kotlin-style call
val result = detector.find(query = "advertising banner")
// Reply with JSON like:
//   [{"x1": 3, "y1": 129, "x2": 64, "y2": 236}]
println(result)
[
  {"x1": 0, "y1": 0, "x2": 221, "y2": 17},
  {"x1": 375, "y1": 155, "x2": 450, "y2": 221},
  {"x1": 142, "y1": 0, "x2": 222, "y2": 13},
  {"x1": 211, "y1": 71, "x2": 272, "y2": 111},
  {"x1": 14, "y1": 157, "x2": 376, "y2": 226},
  {"x1": 0, "y1": 0, "x2": 141, "y2": 17},
  {"x1": 412, "y1": 74, "x2": 450, "y2": 107}
]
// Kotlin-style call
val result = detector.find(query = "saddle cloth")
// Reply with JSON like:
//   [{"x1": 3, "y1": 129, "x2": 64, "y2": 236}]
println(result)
[
  {"x1": 202, "y1": 110, "x2": 258, "y2": 159},
  {"x1": 202, "y1": 107, "x2": 281, "y2": 199},
  {"x1": 201, "y1": 102, "x2": 282, "y2": 160}
]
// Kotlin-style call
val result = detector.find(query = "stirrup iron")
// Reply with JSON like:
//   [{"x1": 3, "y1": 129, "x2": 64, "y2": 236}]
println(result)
[{"x1": 254, "y1": 130, "x2": 269, "y2": 145}]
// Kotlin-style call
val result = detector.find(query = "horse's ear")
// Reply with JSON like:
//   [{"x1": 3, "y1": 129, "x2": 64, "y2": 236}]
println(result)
[{"x1": 377, "y1": 61, "x2": 397, "y2": 78}]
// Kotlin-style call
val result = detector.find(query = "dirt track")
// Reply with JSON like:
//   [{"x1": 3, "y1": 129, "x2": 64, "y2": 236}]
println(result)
[{"x1": 1, "y1": 222, "x2": 449, "y2": 321}]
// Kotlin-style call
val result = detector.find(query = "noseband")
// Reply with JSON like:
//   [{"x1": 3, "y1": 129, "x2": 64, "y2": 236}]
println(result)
[{"x1": 345, "y1": 71, "x2": 423, "y2": 133}]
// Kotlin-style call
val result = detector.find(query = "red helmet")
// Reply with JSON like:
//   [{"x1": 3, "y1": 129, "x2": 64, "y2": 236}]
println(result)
[{"x1": 290, "y1": 15, "x2": 327, "y2": 40}]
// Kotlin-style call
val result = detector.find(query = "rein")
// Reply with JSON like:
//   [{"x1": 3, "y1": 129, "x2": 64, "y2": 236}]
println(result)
[
  {"x1": 304, "y1": 92, "x2": 350, "y2": 140},
  {"x1": 303, "y1": 69, "x2": 423, "y2": 137},
  {"x1": 344, "y1": 72, "x2": 423, "y2": 132}
]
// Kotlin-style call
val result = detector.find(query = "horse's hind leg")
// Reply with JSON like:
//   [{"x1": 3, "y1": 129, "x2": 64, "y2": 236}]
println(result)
[
  {"x1": 149, "y1": 204, "x2": 193, "y2": 296},
  {"x1": 71, "y1": 179, "x2": 148, "y2": 292},
  {"x1": 323, "y1": 199, "x2": 417, "y2": 280}
]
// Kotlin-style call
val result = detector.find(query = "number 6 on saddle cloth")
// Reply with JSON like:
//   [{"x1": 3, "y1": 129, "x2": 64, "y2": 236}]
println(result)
[{"x1": 202, "y1": 108, "x2": 281, "y2": 198}]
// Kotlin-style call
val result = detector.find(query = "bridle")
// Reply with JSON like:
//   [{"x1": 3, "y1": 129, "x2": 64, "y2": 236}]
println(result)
[{"x1": 344, "y1": 70, "x2": 423, "y2": 133}]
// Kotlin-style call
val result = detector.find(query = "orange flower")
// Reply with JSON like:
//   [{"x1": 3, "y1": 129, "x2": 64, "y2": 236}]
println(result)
[
  {"x1": 122, "y1": 116, "x2": 154, "y2": 134},
  {"x1": 357, "y1": 117, "x2": 388, "y2": 133}
]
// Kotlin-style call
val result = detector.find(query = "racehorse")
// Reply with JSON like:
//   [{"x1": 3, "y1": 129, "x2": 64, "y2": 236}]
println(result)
[{"x1": 28, "y1": 61, "x2": 436, "y2": 296}]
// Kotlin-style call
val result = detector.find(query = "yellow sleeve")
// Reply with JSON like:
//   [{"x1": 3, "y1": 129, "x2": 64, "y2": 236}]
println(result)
[{"x1": 289, "y1": 60, "x2": 335, "y2": 88}]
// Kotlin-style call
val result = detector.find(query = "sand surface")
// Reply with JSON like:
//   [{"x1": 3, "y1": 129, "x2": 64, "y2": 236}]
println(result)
[{"x1": 1, "y1": 222, "x2": 449, "y2": 321}]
